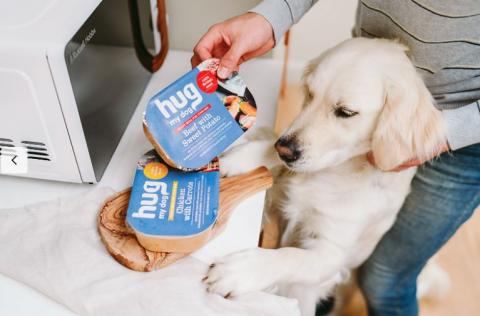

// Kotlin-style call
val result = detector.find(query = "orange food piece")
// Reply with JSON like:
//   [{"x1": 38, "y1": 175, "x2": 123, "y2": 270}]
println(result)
[{"x1": 239, "y1": 101, "x2": 257, "y2": 116}]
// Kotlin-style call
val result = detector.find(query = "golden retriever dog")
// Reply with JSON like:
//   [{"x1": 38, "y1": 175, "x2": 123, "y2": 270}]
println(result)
[{"x1": 203, "y1": 38, "x2": 450, "y2": 315}]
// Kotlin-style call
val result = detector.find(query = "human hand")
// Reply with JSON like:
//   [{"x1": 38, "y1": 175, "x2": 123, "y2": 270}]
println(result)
[
  {"x1": 367, "y1": 143, "x2": 450, "y2": 172},
  {"x1": 191, "y1": 12, "x2": 275, "y2": 79}
]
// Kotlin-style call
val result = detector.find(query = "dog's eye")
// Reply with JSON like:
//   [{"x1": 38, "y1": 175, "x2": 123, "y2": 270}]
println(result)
[{"x1": 334, "y1": 106, "x2": 358, "y2": 118}]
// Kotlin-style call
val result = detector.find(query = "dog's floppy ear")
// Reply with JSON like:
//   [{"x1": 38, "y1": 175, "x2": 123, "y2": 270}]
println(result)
[{"x1": 371, "y1": 68, "x2": 446, "y2": 171}]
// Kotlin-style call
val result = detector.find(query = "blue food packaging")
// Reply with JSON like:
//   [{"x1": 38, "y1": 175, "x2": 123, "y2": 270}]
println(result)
[
  {"x1": 126, "y1": 150, "x2": 220, "y2": 253},
  {"x1": 143, "y1": 58, "x2": 257, "y2": 170}
]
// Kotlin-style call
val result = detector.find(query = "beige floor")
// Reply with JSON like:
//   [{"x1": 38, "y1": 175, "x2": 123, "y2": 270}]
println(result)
[{"x1": 275, "y1": 85, "x2": 480, "y2": 316}]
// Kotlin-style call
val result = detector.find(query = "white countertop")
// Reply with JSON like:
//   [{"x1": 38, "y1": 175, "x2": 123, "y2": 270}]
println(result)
[{"x1": 0, "y1": 50, "x2": 283, "y2": 315}]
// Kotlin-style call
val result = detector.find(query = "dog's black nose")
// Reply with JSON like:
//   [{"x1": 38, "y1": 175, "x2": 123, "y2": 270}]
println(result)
[{"x1": 275, "y1": 136, "x2": 301, "y2": 163}]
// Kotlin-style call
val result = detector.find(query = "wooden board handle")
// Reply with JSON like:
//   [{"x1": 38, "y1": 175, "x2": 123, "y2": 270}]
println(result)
[{"x1": 215, "y1": 167, "x2": 273, "y2": 233}]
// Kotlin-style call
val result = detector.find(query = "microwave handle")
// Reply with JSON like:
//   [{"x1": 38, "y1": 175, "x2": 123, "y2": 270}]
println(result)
[{"x1": 129, "y1": 0, "x2": 169, "y2": 73}]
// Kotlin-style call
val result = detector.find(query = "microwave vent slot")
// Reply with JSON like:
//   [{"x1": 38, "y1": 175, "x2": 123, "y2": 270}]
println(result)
[
  {"x1": 22, "y1": 140, "x2": 50, "y2": 161},
  {"x1": 0, "y1": 138, "x2": 15, "y2": 156},
  {"x1": 0, "y1": 138, "x2": 14, "y2": 148},
  {"x1": 0, "y1": 139, "x2": 51, "y2": 161},
  {"x1": 21, "y1": 140, "x2": 46, "y2": 146}
]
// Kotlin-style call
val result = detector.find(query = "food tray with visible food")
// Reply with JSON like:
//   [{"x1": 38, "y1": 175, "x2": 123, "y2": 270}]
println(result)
[
  {"x1": 126, "y1": 150, "x2": 220, "y2": 253},
  {"x1": 143, "y1": 58, "x2": 257, "y2": 170}
]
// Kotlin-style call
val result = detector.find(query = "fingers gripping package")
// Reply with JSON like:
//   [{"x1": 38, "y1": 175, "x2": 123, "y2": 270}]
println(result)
[
  {"x1": 126, "y1": 150, "x2": 220, "y2": 253},
  {"x1": 143, "y1": 58, "x2": 257, "y2": 170}
]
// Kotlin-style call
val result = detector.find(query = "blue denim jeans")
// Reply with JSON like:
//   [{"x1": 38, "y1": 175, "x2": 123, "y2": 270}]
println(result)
[{"x1": 358, "y1": 143, "x2": 480, "y2": 316}]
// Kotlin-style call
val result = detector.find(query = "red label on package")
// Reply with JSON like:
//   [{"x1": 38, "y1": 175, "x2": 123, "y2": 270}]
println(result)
[{"x1": 196, "y1": 70, "x2": 218, "y2": 93}]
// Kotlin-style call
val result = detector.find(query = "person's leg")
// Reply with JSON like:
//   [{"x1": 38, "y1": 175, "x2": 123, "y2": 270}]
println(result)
[{"x1": 358, "y1": 144, "x2": 480, "y2": 316}]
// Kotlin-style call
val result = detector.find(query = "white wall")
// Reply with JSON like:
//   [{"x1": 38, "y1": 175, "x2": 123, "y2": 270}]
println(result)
[
  {"x1": 165, "y1": 0, "x2": 261, "y2": 52},
  {"x1": 273, "y1": 0, "x2": 358, "y2": 63}
]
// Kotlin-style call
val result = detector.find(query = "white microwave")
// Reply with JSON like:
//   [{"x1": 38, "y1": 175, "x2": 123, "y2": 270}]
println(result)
[{"x1": 0, "y1": 0, "x2": 168, "y2": 183}]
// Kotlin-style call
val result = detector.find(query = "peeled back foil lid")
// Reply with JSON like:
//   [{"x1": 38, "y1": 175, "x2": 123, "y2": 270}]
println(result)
[
  {"x1": 143, "y1": 58, "x2": 257, "y2": 170},
  {"x1": 126, "y1": 150, "x2": 220, "y2": 253}
]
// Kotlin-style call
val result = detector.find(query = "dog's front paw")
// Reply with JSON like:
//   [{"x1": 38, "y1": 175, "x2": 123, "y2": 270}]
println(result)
[
  {"x1": 220, "y1": 136, "x2": 278, "y2": 177},
  {"x1": 202, "y1": 248, "x2": 279, "y2": 298},
  {"x1": 219, "y1": 150, "x2": 247, "y2": 177}
]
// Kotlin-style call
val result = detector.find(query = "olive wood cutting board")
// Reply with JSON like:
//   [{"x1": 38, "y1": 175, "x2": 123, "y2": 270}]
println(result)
[{"x1": 98, "y1": 167, "x2": 273, "y2": 272}]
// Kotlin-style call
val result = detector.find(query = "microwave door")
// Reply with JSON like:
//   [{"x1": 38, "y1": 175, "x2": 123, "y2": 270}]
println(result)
[{"x1": 64, "y1": 0, "x2": 157, "y2": 182}]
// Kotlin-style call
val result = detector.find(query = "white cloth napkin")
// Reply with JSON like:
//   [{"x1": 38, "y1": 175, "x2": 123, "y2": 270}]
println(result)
[{"x1": 0, "y1": 187, "x2": 299, "y2": 316}]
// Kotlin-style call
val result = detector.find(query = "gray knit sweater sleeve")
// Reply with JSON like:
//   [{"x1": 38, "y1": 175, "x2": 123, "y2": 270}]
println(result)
[
  {"x1": 442, "y1": 102, "x2": 480, "y2": 150},
  {"x1": 250, "y1": 0, "x2": 318, "y2": 43}
]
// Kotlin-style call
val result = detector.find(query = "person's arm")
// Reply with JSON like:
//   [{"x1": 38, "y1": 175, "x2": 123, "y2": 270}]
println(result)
[
  {"x1": 250, "y1": 0, "x2": 319, "y2": 43},
  {"x1": 442, "y1": 101, "x2": 480, "y2": 150},
  {"x1": 191, "y1": 0, "x2": 318, "y2": 78}
]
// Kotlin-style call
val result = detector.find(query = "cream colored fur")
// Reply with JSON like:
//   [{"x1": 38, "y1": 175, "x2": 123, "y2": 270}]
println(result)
[{"x1": 203, "y1": 38, "x2": 449, "y2": 316}]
